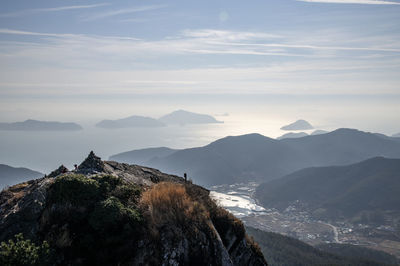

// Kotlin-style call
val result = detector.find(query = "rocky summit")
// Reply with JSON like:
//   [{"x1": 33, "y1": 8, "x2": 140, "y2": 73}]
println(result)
[{"x1": 0, "y1": 152, "x2": 267, "y2": 266}]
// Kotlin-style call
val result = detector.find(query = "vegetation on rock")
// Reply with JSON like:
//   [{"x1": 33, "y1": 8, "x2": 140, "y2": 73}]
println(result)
[{"x1": 0, "y1": 233, "x2": 51, "y2": 266}]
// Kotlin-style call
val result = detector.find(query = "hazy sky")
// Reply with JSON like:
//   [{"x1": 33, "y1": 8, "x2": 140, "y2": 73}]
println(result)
[{"x1": 0, "y1": 0, "x2": 400, "y2": 132}]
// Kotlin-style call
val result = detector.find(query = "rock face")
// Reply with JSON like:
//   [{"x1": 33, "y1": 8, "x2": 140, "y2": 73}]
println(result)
[
  {"x1": 48, "y1": 165, "x2": 69, "y2": 178},
  {"x1": 77, "y1": 151, "x2": 105, "y2": 174},
  {"x1": 0, "y1": 152, "x2": 267, "y2": 265}
]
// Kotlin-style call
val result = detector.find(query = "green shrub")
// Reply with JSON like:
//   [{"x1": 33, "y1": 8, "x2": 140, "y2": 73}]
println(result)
[
  {"x1": 93, "y1": 175, "x2": 122, "y2": 195},
  {"x1": 112, "y1": 183, "x2": 142, "y2": 205},
  {"x1": 0, "y1": 234, "x2": 51, "y2": 266},
  {"x1": 89, "y1": 196, "x2": 142, "y2": 231},
  {"x1": 49, "y1": 174, "x2": 100, "y2": 205}
]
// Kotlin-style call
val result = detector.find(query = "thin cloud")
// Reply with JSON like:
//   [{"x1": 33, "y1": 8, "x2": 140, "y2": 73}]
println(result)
[
  {"x1": 0, "y1": 4, "x2": 109, "y2": 18},
  {"x1": 217, "y1": 42, "x2": 400, "y2": 53},
  {"x1": 82, "y1": 5, "x2": 167, "y2": 21},
  {"x1": 297, "y1": 0, "x2": 400, "y2": 5},
  {"x1": 181, "y1": 29, "x2": 281, "y2": 41},
  {"x1": 0, "y1": 28, "x2": 80, "y2": 38},
  {"x1": 0, "y1": 29, "x2": 141, "y2": 41}
]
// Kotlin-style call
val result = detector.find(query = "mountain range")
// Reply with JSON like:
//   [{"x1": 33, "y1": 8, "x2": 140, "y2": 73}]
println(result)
[
  {"x1": 110, "y1": 128, "x2": 400, "y2": 186},
  {"x1": 255, "y1": 157, "x2": 400, "y2": 222}
]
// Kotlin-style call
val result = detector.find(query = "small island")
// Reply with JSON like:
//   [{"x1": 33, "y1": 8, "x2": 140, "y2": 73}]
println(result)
[
  {"x1": 280, "y1": 119, "x2": 313, "y2": 131},
  {"x1": 0, "y1": 119, "x2": 82, "y2": 131},
  {"x1": 159, "y1": 110, "x2": 223, "y2": 125},
  {"x1": 96, "y1": 115, "x2": 165, "y2": 129}
]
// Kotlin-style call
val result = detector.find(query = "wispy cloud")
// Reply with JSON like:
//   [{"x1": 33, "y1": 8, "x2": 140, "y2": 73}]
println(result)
[
  {"x1": 297, "y1": 0, "x2": 400, "y2": 5},
  {"x1": 0, "y1": 28, "x2": 399, "y2": 96},
  {"x1": 0, "y1": 4, "x2": 109, "y2": 18},
  {"x1": 181, "y1": 29, "x2": 281, "y2": 41},
  {"x1": 82, "y1": 5, "x2": 167, "y2": 21},
  {"x1": 0, "y1": 28, "x2": 79, "y2": 38}
]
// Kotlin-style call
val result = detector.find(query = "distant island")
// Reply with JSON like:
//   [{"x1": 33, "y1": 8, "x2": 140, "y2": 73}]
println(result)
[
  {"x1": 159, "y1": 110, "x2": 223, "y2": 125},
  {"x1": 280, "y1": 119, "x2": 313, "y2": 131},
  {"x1": 96, "y1": 115, "x2": 165, "y2": 129},
  {"x1": 277, "y1": 132, "x2": 308, "y2": 140},
  {"x1": 393, "y1": 132, "x2": 400, "y2": 138},
  {"x1": 0, "y1": 119, "x2": 82, "y2": 131},
  {"x1": 96, "y1": 110, "x2": 222, "y2": 129}
]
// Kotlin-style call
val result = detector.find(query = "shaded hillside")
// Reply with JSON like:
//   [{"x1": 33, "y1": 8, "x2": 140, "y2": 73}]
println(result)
[
  {"x1": 111, "y1": 128, "x2": 400, "y2": 186},
  {"x1": 0, "y1": 164, "x2": 43, "y2": 189},
  {"x1": 96, "y1": 115, "x2": 165, "y2": 128},
  {"x1": 109, "y1": 147, "x2": 178, "y2": 165},
  {"x1": 246, "y1": 227, "x2": 397, "y2": 266},
  {"x1": 317, "y1": 243, "x2": 399, "y2": 265},
  {"x1": 0, "y1": 152, "x2": 266, "y2": 266},
  {"x1": 255, "y1": 157, "x2": 400, "y2": 221},
  {"x1": 148, "y1": 133, "x2": 303, "y2": 186},
  {"x1": 0, "y1": 119, "x2": 82, "y2": 131},
  {"x1": 277, "y1": 132, "x2": 308, "y2": 140},
  {"x1": 279, "y1": 128, "x2": 400, "y2": 167}
]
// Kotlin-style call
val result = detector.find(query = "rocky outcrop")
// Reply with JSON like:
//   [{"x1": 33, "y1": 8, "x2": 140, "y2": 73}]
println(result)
[
  {"x1": 0, "y1": 152, "x2": 267, "y2": 266},
  {"x1": 48, "y1": 165, "x2": 69, "y2": 178},
  {"x1": 77, "y1": 151, "x2": 105, "y2": 174},
  {"x1": 0, "y1": 177, "x2": 54, "y2": 242}
]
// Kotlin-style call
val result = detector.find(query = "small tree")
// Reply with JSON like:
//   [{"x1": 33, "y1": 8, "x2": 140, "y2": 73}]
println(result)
[{"x1": 0, "y1": 233, "x2": 51, "y2": 266}]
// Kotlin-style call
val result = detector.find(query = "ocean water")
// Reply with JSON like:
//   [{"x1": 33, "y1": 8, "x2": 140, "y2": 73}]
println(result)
[
  {"x1": 1, "y1": 94, "x2": 399, "y2": 173},
  {"x1": 0, "y1": 114, "x2": 288, "y2": 173}
]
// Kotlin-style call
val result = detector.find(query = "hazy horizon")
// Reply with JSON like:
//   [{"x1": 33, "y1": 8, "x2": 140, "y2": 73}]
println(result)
[{"x1": 1, "y1": 0, "x2": 400, "y2": 171}]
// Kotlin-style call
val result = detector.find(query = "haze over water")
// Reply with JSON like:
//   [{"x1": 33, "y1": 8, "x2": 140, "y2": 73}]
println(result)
[{"x1": 1, "y1": 93, "x2": 399, "y2": 173}]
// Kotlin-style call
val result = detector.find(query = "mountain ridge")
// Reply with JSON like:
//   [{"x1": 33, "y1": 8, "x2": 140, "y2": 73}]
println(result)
[
  {"x1": 255, "y1": 156, "x2": 400, "y2": 222},
  {"x1": 110, "y1": 128, "x2": 400, "y2": 186}
]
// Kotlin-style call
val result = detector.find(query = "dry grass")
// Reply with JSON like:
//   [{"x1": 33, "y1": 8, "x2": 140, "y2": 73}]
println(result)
[
  {"x1": 8, "y1": 182, "x2": 29, "y2": 192},
  {"x1": 140, "y1": 182, "x2": 209, "y2": 228}
]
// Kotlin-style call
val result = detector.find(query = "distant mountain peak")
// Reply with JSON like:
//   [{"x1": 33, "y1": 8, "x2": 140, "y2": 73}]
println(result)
[{"x1": 281, "y1": 119, "x2": 313, "y2": 131}]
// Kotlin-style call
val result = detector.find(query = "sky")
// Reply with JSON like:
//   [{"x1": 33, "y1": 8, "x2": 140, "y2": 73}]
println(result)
[{"x1": 0, "y1": 0, "x2": 400, "y2": 132}]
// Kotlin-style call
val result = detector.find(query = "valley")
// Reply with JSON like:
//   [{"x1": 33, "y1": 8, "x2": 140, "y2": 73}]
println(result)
[{"x1": 211, "y1": 182, "x2": 400, "y2": 259}]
